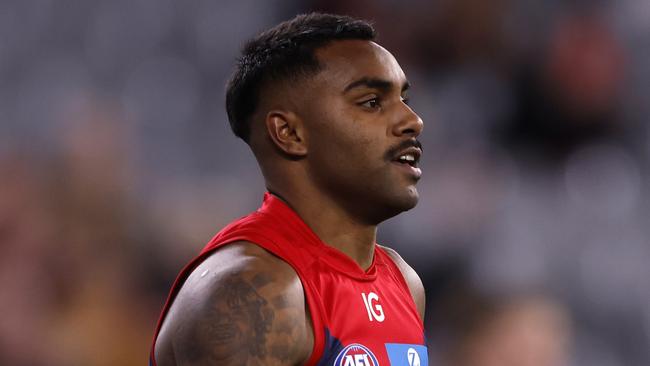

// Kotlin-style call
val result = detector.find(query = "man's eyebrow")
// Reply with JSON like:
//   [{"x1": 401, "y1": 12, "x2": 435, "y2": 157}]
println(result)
[{"x1": 343, "y1": 77, "x2": 410, "y2": 93}]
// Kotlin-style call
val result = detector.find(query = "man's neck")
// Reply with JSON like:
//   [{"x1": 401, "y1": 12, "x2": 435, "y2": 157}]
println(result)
[{"x1": 269, "y1": 189, "x2": 378, "y2": 271}]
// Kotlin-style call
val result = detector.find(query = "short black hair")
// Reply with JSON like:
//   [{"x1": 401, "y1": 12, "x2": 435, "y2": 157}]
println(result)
[{"x1": 225, "y1": 13, "x2": 376, "y2": 142}]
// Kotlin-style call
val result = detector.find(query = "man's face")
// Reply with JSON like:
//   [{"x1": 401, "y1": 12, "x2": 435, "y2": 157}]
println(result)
[{"x1": 297, "y1": 40, "x2": 424, "y2": 224}]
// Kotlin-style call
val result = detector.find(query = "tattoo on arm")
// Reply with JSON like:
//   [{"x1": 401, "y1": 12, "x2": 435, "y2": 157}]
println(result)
[
  {"x1": 177, "y1": 272, "x2": 300, "y2": 365},
  {"x1": 179, "y1": 275, "x2": 273, "y2": 364}
]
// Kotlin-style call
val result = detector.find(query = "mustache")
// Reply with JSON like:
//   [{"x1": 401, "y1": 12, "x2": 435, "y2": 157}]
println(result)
[{"x1": 384, "y1": 138, "x2": 423, "y2": 161}]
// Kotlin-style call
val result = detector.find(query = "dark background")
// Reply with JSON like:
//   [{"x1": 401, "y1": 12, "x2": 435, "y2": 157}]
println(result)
[{"x1": 2, "y1": 0, "x2": 649, "y2": 365}]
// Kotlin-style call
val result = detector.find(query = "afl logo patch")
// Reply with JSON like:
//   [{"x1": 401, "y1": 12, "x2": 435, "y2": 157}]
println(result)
[{"x1": 333, "y1": 343, "x2": 380, "y2": 366}]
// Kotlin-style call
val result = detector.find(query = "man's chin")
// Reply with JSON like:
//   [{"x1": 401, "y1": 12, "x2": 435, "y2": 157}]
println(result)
[
  {"x1": 400, "y1": 191, "x2": 419, "y2": 212},
  {"x1": 397, "y1": 185, "x2": 419, "y2": 210},
  {"x1": 372, "y1": 188, "x2": 419, "y2": 223}
]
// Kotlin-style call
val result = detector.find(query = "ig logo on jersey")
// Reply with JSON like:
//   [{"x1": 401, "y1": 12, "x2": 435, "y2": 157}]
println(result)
[
  {"x1": 361, "y1": 292, "x2": 385, "y2": 322},
  {"x1": 334, "y1": 343, "x2": 380, "y2": 366}
]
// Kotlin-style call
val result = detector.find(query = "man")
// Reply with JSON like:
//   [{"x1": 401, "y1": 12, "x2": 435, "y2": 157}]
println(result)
[{"x1": 151, "y1": 12, "x2": 426, "y2": 366}]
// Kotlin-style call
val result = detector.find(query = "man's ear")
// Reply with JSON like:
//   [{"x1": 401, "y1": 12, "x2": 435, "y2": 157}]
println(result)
[{"x1": 265, "y1": 110, "x2": 307, "y2": 157}]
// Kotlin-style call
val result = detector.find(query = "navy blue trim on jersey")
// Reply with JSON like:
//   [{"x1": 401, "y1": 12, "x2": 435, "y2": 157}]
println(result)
[{"x1": 316, "y1": 328, "x2": 344, "y2": 366}]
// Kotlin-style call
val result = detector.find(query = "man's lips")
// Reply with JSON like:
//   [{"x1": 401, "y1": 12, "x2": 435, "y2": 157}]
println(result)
[
  {"x1": 391, "y1": 160, "x2": 422, "y2": 179},
  {"x1": 391, "y1": 146, "x2": 422, "y2": 167},
  {"x1": 385, "y1": 139, "x2": 423, "y2": 179},
  {"x1": 385, "y1": 138, "x2": 423, "y2": 165}
]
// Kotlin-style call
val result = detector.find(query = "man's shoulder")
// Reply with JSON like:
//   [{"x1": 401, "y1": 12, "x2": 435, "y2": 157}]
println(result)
[
  {"x1": 205, "y1": 241, "x2": 299, "y2": 277},
  {"x1": 183, "y1": 241, "x2": 303, "y2": 302},
  {"x1": 155, "y1": 241, "x2": 313, "y2": 365},
  {"x1": 377, "y1": 244, "x2": 415, "y2": 275},
  {"x1": 377, "y1": 244, "x2": 426, "y2": 320}
]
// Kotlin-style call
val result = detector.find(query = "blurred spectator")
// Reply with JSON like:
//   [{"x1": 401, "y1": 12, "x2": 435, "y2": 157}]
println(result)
[
  {"x1": 439, "y1": 292, "x2": 571, "y2": 366},
  {"x1": 0, "y1": 108, "x2": 172, "y2": 365},
  {"x1": 424, "y1": 259, "x2": 571, "y2": 366},
  {"x1": 499, "y1": 9, "x2": 626, "y2": 165}
]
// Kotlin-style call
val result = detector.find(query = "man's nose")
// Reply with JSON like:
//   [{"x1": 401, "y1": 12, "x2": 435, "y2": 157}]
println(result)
[{"x1": 392, "y1": 103, "x2": 423, "y2": 137}]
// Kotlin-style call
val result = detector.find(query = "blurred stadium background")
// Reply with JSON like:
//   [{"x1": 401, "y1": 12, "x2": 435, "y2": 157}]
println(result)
[{"x1": 2, "y1": 0, "x2": 650, "y2": 365}]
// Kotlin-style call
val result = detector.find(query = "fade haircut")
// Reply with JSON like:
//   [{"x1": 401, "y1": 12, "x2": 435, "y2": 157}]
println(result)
[{"x1": 225, "y1": 13, "x2": 376, "y2": 143}]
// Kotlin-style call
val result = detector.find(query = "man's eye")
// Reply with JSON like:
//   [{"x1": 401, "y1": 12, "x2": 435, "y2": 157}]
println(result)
[{"x1": 360, "y1": 98, "x2": 380, "y2": 109}]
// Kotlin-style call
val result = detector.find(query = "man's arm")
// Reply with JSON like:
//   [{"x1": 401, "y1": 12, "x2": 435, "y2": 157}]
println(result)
[
  {"x1": 155, "y1": 242, "x2": 313, "y2": 366},
  {"x1": 378, "y1": 245, "x2": 426, "y2": 321}
]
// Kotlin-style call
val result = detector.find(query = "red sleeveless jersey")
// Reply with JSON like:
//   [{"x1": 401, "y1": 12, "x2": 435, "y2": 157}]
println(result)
[{"x1": 151, "y1": 193, "x2": 428, "y2": 366}]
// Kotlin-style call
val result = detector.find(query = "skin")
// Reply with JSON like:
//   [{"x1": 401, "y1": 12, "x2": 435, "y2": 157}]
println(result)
[{"x1": 155, "y1": 39, "x2": 425, "y2": 365}]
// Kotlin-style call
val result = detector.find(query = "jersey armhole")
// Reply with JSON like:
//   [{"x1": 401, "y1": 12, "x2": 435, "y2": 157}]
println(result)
[{"x1": 376, "y1": 246, "x2": 425, "y2": 326}]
